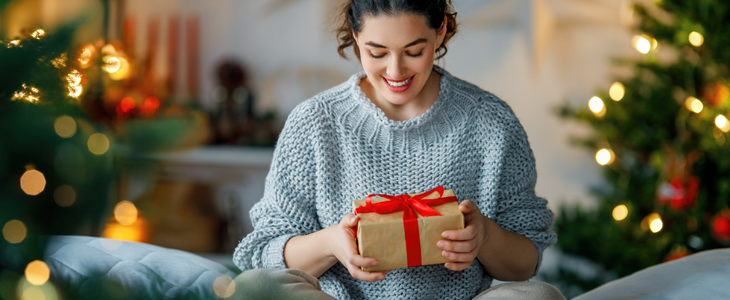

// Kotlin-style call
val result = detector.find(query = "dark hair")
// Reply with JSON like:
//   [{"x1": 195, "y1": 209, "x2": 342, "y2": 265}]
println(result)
[{"x1": 336, "y1": 0, "x2": 458, "y2": 60}]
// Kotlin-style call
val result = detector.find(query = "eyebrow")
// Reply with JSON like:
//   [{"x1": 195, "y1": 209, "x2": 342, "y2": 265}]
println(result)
[{"x1": 365, "y1": 38, "x2": 427, "y2": 49}]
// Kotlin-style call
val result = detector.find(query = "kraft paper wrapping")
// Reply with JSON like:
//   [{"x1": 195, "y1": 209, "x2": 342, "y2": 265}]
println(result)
[{"x1": 352, "y1": 189, "x2": 465, "y2": 272}]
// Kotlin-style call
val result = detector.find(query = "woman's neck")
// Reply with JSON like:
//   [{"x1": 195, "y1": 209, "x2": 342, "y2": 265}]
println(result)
[{"x1": 360, "y1": 70, "x2": 442, "y2": 122}]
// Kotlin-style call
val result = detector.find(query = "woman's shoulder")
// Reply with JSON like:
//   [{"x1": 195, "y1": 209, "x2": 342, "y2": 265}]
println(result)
[{"x1": 443, "y1": 70, "x2": 519, "y2": 124}]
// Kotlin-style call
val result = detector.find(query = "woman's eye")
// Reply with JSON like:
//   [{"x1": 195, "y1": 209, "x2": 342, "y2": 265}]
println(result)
[
  {"x1": 407, "y1": 52, "x2": 423, "y2": 58},
  {"x1": 370, "y1": 53, "x2": 386, "y2": 59}
]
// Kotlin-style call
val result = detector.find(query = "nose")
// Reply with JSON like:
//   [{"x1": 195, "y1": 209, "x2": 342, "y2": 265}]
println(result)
[{"x1": 386, "y1": 55, "x2": 405, "y2": 80}]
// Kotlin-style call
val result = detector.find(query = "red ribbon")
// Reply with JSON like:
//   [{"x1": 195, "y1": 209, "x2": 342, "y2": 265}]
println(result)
[{"x1": 354, "y1": 186, "x2": 457, "y2": 268}]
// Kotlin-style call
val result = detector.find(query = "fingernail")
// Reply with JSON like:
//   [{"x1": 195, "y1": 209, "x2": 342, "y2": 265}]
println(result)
[
  {"x1": 377, "y1": 275, "x2": 384, "y2": 280},
  {"x1": 442, "y1": 251, "x2": 449, "y2": 257},
  {"x1": 437, "y1": 241, "x2": 445, "y2": 248},
  {"x1": 371, "y1": 261, "x2": 378, "y2": 266},
  {"x1": 441, "y1": 232, "x2": 448, "y2": 238},
  {"x1": 351, "y1": 216, "x2": 358, "y2": 223}
]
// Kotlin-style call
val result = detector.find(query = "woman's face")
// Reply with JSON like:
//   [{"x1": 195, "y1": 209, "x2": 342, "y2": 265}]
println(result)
[{"x1": 355, "y1": 13, "x2": 446, "y2": 106}]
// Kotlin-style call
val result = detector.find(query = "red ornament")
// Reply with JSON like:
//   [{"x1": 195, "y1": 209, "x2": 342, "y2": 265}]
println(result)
[
  {"x1": 657, "y1": 176, "x2": 699, "y2": 210},
  {"x1": 711, "y1": 211, "x2": 730, "y2": 244},
  {"x1": 664, "y1": 246, "x2": 691, "y2": 262},
  {"x1": 116, "y1": 96, "x2": 136, "y2": 116}
]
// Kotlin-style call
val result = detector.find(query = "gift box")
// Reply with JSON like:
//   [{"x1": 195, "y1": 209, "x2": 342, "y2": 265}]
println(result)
[{"x1": 352, "y1": 186, "x2": 464, "y2": 272}]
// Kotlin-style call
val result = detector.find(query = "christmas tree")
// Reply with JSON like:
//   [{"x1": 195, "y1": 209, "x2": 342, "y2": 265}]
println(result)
[{"x1": 552, "y1": 0, "x2": 730, "y2": 296}]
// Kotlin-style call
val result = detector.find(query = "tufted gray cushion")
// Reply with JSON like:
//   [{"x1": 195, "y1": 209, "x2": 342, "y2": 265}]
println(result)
[{"x1": 44, "y1": 235, "x2": 238, "y2": 300}]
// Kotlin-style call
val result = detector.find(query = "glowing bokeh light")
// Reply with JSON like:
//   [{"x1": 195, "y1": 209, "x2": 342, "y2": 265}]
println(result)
[
  {"x1": 108, "y1": 57, "x2": 130, "y2": 80},
  {"x1": 103, "y1": 56, "x2": 121, "y2": 73},
  {"x1": 101, "y1": 44, "x2": 116, "y2": 55},
  {"x1": 51, "y1": 53, "x2": 67, "y2": 68},
  {"x1": 3, "y1": 220, "x2": 27, "y2": 244},
  {"x1": 118, "y1": 97, "x2": 136, "y2": 114},
  {"x1": 102, "y1": 221, "x2": 146, "y2": 242},
  {"x1": 114, "y1": 201, "x2": 138, "y2": 225},
  {"x1": 25, "y1": 261, "x2": 50, "y2": 286},
  {"x1": 689, "y1": 31, "x2": 704, "y2": 47},
  {"x1": 716, "y1": 115, "x2": 730, "y2": 133},
  {"x1": 68, "y1": 85, "x2": 82, "y2": 98},
  {"x1": 596, "y1": 148, "x2": 615, "y2": 166},
  {"x1": 53, "y1": 115, "x2": 76, "y2": 138},
  {"x1": 609, "y1": 82, "x2": 625, "y2": 101},
  {"x1": 213, "y1": 275, "x2": 236, "y2": 298},
  {"x1": 613, "y1": 204, "x2": 628, "y2": 221},
  {"x1": 54, "y1": 185, "x2": 76, "y2": 207},
  {"x1": 78, "y1": 45, "x2": 95, "y2": 67},
  {"x1": 87, "y1": 133, "x2": 110, "y2": 155},
  {"x1": 141, "y1": 97, "x2": 160, "y2": 115},
  {"x1": 31, "y1": 29, "x2": 45, "y2": 39},
  {"x1": 650, "y1": 218, "x2": 663, "y2": 233},
  {"x1": 67, "y1": 70, "x2": 82, "y2": 86},
  {"x1": 635, "y1": 36, "x2": 651, "y2": 54},
  {"x1": 589, "y1": 96, "x2": 606, "y2": 117},
  {"x1": 684, "y1": 96, "x2": 703, "y2": 113},
  {"x1": 21, "y1": 287, "x2": 45, "y2": 300},
  {"x1": 21, "y1": 170, "x2": 46, "y2": 196}
]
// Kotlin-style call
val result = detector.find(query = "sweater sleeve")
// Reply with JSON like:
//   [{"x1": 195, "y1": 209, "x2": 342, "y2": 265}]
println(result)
[
  {"x1": 232, "y1": 101, "x2": 323, "y2": 271},
  {"x1": 491, "y1": 104, "x2": 557, "y2": 277}
]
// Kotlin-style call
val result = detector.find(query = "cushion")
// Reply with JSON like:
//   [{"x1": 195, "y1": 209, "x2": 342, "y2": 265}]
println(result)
[
  {"x1": 44, "y1": 235, "x2": 238, "y2": 300},
  {"x1": 574, "y1": 248, "x2": 730, "y2": 300}
]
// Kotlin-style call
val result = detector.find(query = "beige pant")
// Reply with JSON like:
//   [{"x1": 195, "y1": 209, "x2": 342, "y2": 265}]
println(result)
[{"x1": 230, "y1": 269, "x2": 565, "y2": 300}]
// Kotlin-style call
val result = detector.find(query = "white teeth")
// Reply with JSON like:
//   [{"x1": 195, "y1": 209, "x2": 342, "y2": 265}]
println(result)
[{"x1": 386, "y1": 77, "x2": 412, "y2": 87}]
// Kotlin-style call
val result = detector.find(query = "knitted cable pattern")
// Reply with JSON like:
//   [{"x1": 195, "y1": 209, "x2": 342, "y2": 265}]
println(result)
[{"x1": 233, "y1": 66, "x2": 557, "y2": 300}]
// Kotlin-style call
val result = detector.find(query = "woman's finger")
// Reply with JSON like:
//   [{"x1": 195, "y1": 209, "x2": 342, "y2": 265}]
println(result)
[
  {"x1": 437, "y1": 239, "x2": 478, "y2": 253},
  {"x1": 347, "y1": 253, "x2": 379, "y2": 268},
  {"x1": 444, "y1": 261, "x2": 473, "y2": 271},
  {"x1": 441, "y1": 249, "x2": 477, "y2": 263},
  {"x1": 442, "y1": 224, "x2": 478, "y2": 241},
  {"x1": 459, "y1": 200, "x2": 479, "y2": 214},
  {"x1": 346, "y1": 264, "x2": 386, "y2": 282}
]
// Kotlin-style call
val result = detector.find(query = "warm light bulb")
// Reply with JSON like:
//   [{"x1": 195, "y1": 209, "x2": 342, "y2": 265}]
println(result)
[
  {"x1": 609, "y1": 82, "x2": 625, "y2": 101},
  {"x1": 20, "y1": 170, "x2": 46, "y2": 196},
  {"x1": 67, "y1": 70, "x2": 82, "y2": 86},
  {"x1": 114, "y1": 201, "x2": 138, "y2": 225},
  {"x1": 613, "y1": 204, "x2": 628, "y2": 221},
  {"x1": 87, "y1": 133, "x2": 110, "y2": 155},
  {"x1": 716, "y1": 115, "x2": 730, "y2": 133},
  {"x1": 589, "y1": 96, "x2": 606, "y2": 117},
  {"x1": 596, "y1": 148, "x2": 615, "y2": 166},
  {"x1": 31, "y1": 29, "x2": 45, "y2": 39},
  {"x1": 3, "y1": 220, "x2": 27, "y2": 244},
  {"x1": 684, "y1": 96, "x2": 703, "y2": 113},
  {"x1": 635, "y1": 36, "x2": 651, "y2": 54},
  {"x1": 103, "y1": 56, "x2": 121, "y2": 73},
  {"x1": 68, "y1": 85, "x2": 82, "y2": 98},
  {"x1": 25, "y1": 260, "x2": 50, "y2": 286},
  {"x1": 54, "y1": 115, "x2": 77, "y2": 138},
  {"x1": 689, "y1": 31, "x2": 704, "y2": 47},
  {"x1": 650, "y1": 218, "x2": 663, "y2": 233}
]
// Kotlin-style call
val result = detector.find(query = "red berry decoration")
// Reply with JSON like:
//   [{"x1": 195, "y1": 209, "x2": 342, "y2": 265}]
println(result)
[{"x1": 711, "y1": 211, "x2": 730, "y2": 244}]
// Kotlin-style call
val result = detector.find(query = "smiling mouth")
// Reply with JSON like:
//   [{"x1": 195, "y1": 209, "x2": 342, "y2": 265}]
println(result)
[{"x1": 384, "y1": 76, "x2": 414, "y2": 87}]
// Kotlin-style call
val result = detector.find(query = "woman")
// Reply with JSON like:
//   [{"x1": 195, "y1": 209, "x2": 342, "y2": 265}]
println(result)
[{"x1": 232, "y1": 1, "x2": 564, "y2": 299}]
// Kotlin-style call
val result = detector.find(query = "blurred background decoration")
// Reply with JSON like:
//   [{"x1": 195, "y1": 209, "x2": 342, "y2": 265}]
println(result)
[
  {"x1": 4, "y1": 0, "x2": 730, "y2": 299},
  {"x1": 552, "y1": 0, "x2": 730, "y2": 297}
]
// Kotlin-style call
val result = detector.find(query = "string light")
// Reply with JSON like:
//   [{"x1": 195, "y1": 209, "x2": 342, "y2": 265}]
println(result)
[
  {"x1": 103, "y1": 56, "x2": 121, "y2": 73},
  {"x1": 213, "y1": 275, "x2": 236, "y2": 298},
  {"x1": 67, "y1": 70, "x2": 82, "y2": 86},
  {"x1": 609, "y1": 82, "x2": 625, "y2": 101},
  {"x1": 78, "y1": 45, "x2": 95, "y2": 67},
  {"x1": 114, "y1": 200, "x2": 138, "y2": 225},
  {"x1": 642, "y1": 213, "x2": 663, "y2": 233},
  {"x1": 596, "y1": 148, "x2": 615, "y2": 166},
  {"x1": 20, "y1": 169, "x2": 46, "y2": 196},
  {"x1": 108, "y1": 57, "x2": 130, "y2": 80},
  {"x1": 101, "y1": 44, "x2": 117, "y2": 55},
  {"x1": 633, "y1": 35, "x2": 657, "y2": 54},
  {"x1": 87, "y1": 133, "x2": 110, "y2": 155},
  {"x1": 12, "y1": 84, "x2": 40, "y2": 103},
  {"x1": 68, "y1": 85, "x2": 82, "y2": 98},
  {"x1": 25, "y1": 261, "x2": 50, "y2": 286},
  {"x1": 689, "y1": 31, "x2": 704, "y2": 47},
  {"x1": 54, "y1": 115, "x2": 77, "y2": 138},
  {"x1": 716, "y1": 115, "x2": 730, "y2": 133},
  {"x1": 684, "y1": 96, "x2": 703, "y2": 113},
  {"x1": 31, "y1": 29, "x2": 45, "y2": 39},
  {"x1": 613, "y1": 204, "x2": 628, "y2": 221},
  {"x1": 589, "y1": 96, "x2": 606, "y2": 118},
  {"x1": 3, "y1": 220, "x2": 27, "y2": 244},
  {"x1": 51, "y1": 53, "x2": 67, "y2": 68},
  {"x1": 8, "y1": 40, "x2": 20, "y2": 48}
]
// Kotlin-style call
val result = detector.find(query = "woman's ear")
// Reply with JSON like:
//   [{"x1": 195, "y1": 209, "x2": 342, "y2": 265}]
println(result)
[
  {"x1": 436, "y1": 16, "x2": 447, "y2": 49},
  {"x1": 353, "y1": 31, "x2": 359, "y2": 44}
]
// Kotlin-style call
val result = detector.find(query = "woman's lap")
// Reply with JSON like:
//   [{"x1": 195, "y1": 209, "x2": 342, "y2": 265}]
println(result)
[{"x1": 232, "y1": 269, "x2": 564, "y2": 300}]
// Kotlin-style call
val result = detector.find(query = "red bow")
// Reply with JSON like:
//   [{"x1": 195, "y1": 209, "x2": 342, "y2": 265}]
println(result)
[{"x1": 354, "y1": 186, "x2": 457, "y2": 268}]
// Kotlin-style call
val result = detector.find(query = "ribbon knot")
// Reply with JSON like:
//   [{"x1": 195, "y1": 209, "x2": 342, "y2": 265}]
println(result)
[{"x1": 354, "y1": 186, "x2": 458, "y2": 267}]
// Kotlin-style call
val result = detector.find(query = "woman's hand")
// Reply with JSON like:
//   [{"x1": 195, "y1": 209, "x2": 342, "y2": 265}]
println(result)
[
  {"x1": 437, "y1": 200, "x2": 492, "y2": 271},
  {"x1": 325, "y1": 214, "x2": 388, "y2": 282}
]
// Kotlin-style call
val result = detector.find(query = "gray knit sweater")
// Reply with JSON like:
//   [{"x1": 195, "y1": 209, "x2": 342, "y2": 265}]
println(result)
[{"x1": 233, "y1": 66, "x2": 557, "y2": 300}]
